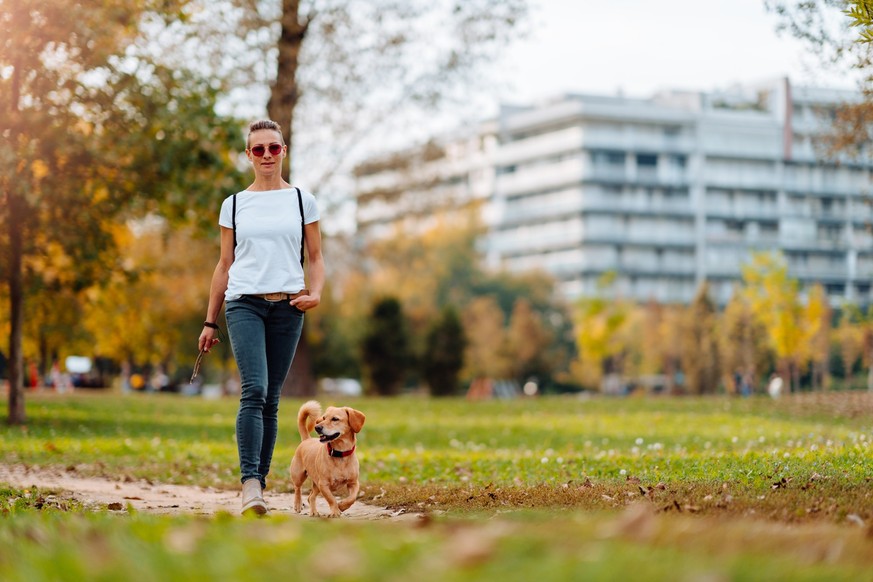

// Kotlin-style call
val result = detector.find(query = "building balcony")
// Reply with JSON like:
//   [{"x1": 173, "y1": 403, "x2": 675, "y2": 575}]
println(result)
[
  {"x1": 582, "y1": 194, "x2": 693, "y2": 216},
  {"x1": 496, "y1": 127, "x2": 584, "y2": 166},
  {"x1": 497, "y1": 159, "x2": 586, "y2": 197},
  {"x1": 583, "y1": 227, "x2": 696, "y2": 246},
  {"x1": 789, "y1": 265, "x2": 849, "y2": 280},
  {"x1": 705, "y1": 204, "x2": 781, "y2": 219},
  {"x1": 581, "y1": 131, "x2": 696, "y2": 154}
]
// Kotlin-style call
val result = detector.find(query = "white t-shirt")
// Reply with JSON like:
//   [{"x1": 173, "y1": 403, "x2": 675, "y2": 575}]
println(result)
[{"x1": 219, "y1": 188, "x2": 320, "y2": 301}]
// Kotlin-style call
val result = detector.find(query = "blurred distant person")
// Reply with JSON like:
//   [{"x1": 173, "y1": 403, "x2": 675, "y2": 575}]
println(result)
[
  {"x1": 198, "y1": 119, "x2": 324, "y2": 516},
  {"x1": 28, "y1": 361, "x2": 39, "y2": 390},
  {"x1": 767, "y1": 373, "x2": 783, "y2": 399}
]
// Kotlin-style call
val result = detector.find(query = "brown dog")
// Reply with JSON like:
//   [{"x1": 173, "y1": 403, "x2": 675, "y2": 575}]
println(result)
[{"x1": 289, "y1": 400, "x2": 365, "y2": 517}]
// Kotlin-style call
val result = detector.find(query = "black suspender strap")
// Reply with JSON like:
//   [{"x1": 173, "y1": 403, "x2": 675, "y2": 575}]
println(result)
[
  {"x1": 296, "y1": 187, "x2": 305, "y2": 266},
  {"x1": 232, "y1": 194, "x2": 237, "y2": 249},
  {"x1": 233, "y1": 189, "x2": 305, "y2": 266}
]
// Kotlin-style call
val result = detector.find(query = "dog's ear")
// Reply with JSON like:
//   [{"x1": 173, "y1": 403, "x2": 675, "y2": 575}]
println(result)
[{"x1": 345, "y1": 408, "x2": 366, "y2": 433}]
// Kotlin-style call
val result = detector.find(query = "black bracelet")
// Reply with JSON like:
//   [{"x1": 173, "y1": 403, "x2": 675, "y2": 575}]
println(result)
[{"x1": 203, "y1": 322, "x2": 219, "y2": 329}]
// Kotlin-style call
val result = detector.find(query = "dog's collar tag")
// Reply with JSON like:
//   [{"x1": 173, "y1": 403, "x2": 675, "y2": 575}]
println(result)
[{"x1": 327, "y1": 443, "x2": 355, "y2": 458}]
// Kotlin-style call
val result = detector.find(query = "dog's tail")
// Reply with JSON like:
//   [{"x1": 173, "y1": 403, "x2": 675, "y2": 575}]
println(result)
[{"x1": 297, "y1": 400, "x2": 322, "y2": 441}]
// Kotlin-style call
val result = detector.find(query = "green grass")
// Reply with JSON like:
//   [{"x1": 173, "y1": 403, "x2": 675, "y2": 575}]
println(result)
[
  {"x1": 1, "y1": 392, "x2": 872, "y2": 581},
  {"x1": 3, "y1": 393, "x2": 870, "y2": 490}
]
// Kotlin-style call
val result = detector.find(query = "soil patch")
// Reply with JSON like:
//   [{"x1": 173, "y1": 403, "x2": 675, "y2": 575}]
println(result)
[{"x1": 0, "y1": 464, "x2": 415, "y2": 520}]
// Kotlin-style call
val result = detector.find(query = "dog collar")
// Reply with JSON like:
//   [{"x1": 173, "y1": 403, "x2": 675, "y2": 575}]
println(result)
[{"x1": 327, "y1": 443, "x2": 355, "y2": 458}]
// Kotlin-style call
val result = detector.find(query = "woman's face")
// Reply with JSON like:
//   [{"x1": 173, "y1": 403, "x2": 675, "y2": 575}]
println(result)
[{"x1": 247, "y1": 129, "x2": 286, "y2": 176}]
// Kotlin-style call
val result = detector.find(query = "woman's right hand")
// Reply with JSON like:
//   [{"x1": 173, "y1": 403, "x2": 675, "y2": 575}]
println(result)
[{"x1": 198, "y1": 327, "x2": 220, "y2": 352}]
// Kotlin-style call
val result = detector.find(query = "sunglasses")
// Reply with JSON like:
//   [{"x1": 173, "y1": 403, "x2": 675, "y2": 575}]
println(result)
[{"x1": 249, "y1": 143, "x2": 283, "y2": 157}]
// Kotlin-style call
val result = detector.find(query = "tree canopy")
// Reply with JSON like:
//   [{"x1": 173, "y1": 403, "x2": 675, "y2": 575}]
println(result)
[{"x1": 0, "y1": 0, "x2": 246, "y2": 422}]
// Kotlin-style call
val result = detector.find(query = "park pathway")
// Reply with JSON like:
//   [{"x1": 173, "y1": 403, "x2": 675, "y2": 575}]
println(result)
[{"x1": 0, "y1": 464, "x2": 412, "y2": 520}]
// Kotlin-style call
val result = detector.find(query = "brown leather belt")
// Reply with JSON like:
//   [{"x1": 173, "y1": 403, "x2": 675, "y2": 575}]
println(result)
[{"x1": 248, "y1": 290, "x2": 308, "y2": 302}]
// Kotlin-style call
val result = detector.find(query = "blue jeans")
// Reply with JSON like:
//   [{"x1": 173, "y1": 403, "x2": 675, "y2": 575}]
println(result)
[{"x1": 225, "y1": 296, "x2": 304, "y2": 489}]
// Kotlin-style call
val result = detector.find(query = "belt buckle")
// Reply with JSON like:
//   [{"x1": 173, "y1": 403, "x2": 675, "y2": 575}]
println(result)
[{"x1": 264, "y1": 292, "x2": 285, "y2": 302}]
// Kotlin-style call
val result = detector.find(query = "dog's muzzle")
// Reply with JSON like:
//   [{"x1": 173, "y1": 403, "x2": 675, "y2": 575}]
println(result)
[{"x1": 315, "y1": 425, "x2": 340, "y2": 443}]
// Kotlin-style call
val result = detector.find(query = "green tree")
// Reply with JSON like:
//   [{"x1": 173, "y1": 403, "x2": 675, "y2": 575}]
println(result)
[
  {"x1": 835, "y1": 303, "x2": 865, "y2": 388},
  {"x1": 346, "y1": 216, "x2": 574, "y2": 388},
  {"x1": 360, "y1": 297, "x2": 412, "y2": 396},
  {"x1": 636, "y1": 300, "x2": 685, "y2": 393},
  {"x1": 421, "y1": 306, "x2": 467, "y2": 397},
  {"x1": 720, "y1": 287, "x2": 771, "y2": 394},
  {"x1": 572, "y1": 273, "x2": 633, "y2": 391},
  {"x1": 679, "y1": 282, "x2": 722, "y2": 395},
  {"x1": 802, "y1": 284, "x2": 832, "y2": 390},
  {"x1": 860, "y1": 306, "x2": 873, "y2": 391},
  {"x1": 741, "y1": 252, "x2": 805, "y2": 392},
  {"x1": 0, "y1": 0, "x2": 246, "y2": 423},
  {"x1": 462, "y1": 296, "x2": 510, "y2": 382},
  {"x1": 81, "y1": 221, "x2": 226, "y2": 388},
  {"x1": 307, "y1": 279, "x2": 360, "y2": 379},
  {"x1": 505, "y1": 298, "x2": 552, "y2": 384}
]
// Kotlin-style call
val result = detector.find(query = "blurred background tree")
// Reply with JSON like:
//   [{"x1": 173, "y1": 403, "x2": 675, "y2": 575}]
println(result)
[
  {"x1": 679, "y1": 283, "x2": 721, "y2": 395},
  {"x1": 741, "y1": 252, "x2": 806, "y2": 392},
  {"x1": 461, "y1": 295, "x2": 511, "y2": 384},
  {"x1": 0, "y1": 0, "x2": 245, "y2": 424},
  {"x1": 361, "y1": 297, "x2": 412, "y2": 396},
  {"x1": 765, "y1": 0, "x2": 873, "y2": 157},
  {"x1": 571, "y1": 273, "x2": 633, "y2": 391},
  {"x1": 421, "y1": 306, "x2": 467, "y2": 397},
  {"x1": 720, "y1": 287, "x2": 771, "y2": 394}
]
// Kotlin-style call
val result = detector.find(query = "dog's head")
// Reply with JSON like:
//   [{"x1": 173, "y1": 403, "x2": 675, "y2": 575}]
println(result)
[{"x1": 314, "y1": 406, "x2": 366, "y2": 444}]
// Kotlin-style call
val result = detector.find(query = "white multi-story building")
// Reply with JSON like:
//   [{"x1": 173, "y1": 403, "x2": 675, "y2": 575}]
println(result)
[{"x1": 354, "y1": 78, "x2": 873, "y2": 304}]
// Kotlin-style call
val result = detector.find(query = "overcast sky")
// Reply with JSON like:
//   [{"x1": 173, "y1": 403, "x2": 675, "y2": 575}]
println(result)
[{"x1": 491, "y1": 0, "x2": 860, "y2": 105}]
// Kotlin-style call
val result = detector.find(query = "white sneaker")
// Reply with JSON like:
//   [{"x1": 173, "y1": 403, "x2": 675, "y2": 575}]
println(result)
[{"x1": 241, "y1": 478, "x2": 267, "y2": 515}]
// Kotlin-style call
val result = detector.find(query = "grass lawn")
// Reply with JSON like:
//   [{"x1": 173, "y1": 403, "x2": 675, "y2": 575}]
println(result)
[{"x1": 1, "y1": 391, "x2": 871, "y2": 581}]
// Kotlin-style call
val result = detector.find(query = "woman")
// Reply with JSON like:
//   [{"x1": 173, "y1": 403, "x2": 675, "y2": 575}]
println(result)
[{"x1": 198, "y1": 119, "x2": 325, "y2": 515}]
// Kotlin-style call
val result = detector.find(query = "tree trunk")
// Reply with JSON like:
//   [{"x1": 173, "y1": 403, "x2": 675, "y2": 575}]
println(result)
[
  {"x1": 281, "y1": 328, "x2": 316, "y2": 397},
  {"x1": 791, "y1": 361, "x2": 800, "y2": 393},
  {"x1": 867, "y1": 355, "x2": 873, "y2": 391},
  {"x1": 7, "y1": 192, "x2": 26, "y2": 425},
  {"x1": 269, "y1": 0, "x2": 316, "y2": 397},
  {"x1": 268, "y1": 0, "x2": 307, "y2": 168},
  {"x1": 6, "y1": 53, "x2": 26, "y2": 424}
]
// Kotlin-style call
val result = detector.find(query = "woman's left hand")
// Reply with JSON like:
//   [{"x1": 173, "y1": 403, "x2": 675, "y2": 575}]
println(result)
[{"x1": 290, "y1": 292, "x2": 320, "y2": 312}]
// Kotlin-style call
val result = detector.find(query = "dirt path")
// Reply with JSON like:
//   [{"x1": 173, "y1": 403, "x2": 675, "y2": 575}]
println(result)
[{"x1": 0, "y1": 464, "x2": 414, "y2": 520}]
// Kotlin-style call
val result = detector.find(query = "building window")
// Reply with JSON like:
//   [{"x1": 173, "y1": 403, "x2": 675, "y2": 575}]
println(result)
[
  {"x1": 592, "y1": 150, "x2": 625, "y2": 166},
  {"x1": 636, "y1": 153, "x2": 658, "y2": 167},
  {"x1": 760, "y1": 221, "x2": 778, "y2": 234}
]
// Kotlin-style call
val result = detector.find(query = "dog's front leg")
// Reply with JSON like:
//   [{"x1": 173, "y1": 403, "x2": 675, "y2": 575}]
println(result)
[
  {"x1": 318, "y1": 484, "x2": 342, "y2": 517},
  {"x1": 338, "y1": 481, "x2": 359, "y2": 512}
]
